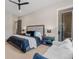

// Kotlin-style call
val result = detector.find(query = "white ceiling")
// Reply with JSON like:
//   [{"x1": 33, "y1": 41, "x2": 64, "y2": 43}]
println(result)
[{"x1": 5, "y1": 0, "x2": 69, "y2": 16}]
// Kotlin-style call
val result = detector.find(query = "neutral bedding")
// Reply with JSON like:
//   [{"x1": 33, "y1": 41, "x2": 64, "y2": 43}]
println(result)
[
  {"x1": 14, "y1": 35, "x2": 37, "y2": 48},
  {"x1": 33, "y1": 38, "x2": 73, "y2": 59},
  {"x1": 43, "y1": 45, "x2": 72, "y2": 59},
  {"x1": 7, "y1": 34, "x2": 41, "y2": 52}
]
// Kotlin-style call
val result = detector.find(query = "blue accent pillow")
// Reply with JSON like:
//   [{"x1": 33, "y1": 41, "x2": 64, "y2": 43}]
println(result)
[
  {"x1": 34, "y1": 31, "x2": 42, "y2": 40},
  {"x1": 33, "y1": 53, "x2": 48, "y2": 59}
]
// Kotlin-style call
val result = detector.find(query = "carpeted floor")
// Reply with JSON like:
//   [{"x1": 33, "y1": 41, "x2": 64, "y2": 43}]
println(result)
[{"x1": 5, "y1": 42, "x2": 49, "y2": 59}]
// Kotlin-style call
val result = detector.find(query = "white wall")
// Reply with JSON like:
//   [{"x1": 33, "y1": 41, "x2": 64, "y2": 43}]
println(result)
[
  {"x1": 21, "y1": 0, "x2": 73, "y2": 41},
  {"x1": 5, "y1": 13, "x2": 17, "y2": 39}
]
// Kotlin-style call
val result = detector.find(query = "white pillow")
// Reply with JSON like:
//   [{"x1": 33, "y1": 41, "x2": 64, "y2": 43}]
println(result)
[
  {"x1": 60, "y1": 38, "x2": 73, "y2": 51},
  {"x1": 34, "y1": 31, "x2": 42, "y2": 40},
  {"x1": 53, "y1": 41, "x2": 62, "y2": 46},
  {"x1": 25, "y1": 33, "x2": 30, "y2": 36}
]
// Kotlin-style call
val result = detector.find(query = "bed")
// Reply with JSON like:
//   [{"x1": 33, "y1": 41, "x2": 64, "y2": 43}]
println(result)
[
  {"x1": 33, "y1": 38, "x2": 73, "y2": 59},
  {"x1": 7, "y1": 25, "x2": 45, "y2": 53}
]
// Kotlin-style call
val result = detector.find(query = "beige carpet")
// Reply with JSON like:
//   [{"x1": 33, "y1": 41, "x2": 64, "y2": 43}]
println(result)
[{"x1": 5, "y1": 42, "x2": 49, "y2": 59}]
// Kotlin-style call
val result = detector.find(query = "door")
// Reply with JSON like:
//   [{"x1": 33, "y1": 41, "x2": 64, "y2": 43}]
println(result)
[
  {"x1": 58, "y1": 11, "x2": 72, "y2": 41},
  {"x1": 63, "y1": 12, "x2": 72, "y2": 40},
  {"x1": 58, "y1": 12, "x2": 64, "y2": 41}
]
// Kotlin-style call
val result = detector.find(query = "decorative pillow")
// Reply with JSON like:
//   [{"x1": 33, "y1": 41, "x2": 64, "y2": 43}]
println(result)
[
  {"x1": 34, "y1": 31, "x2": 42, "y2": 40},
  {"x1": 25, "y1": 33, "x2": 31, "y2": 36},
  {"x1": 33, "y1": 53, "x2": 48, "y2": 59},
  {"x1": 60, "y1": 38, "x2": 73, "y2": 51},
  {"x1": 26, "y1": 31, "x2": 35, "y2": 37}
]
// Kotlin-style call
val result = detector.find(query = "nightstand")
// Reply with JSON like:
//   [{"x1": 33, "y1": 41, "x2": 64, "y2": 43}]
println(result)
[{"x1": 42, "y1": 36, "x2": 55, "y2": 46}]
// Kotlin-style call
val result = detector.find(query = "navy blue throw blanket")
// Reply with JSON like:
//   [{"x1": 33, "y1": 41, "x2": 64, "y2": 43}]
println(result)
[
  {"x1": 33, "y1": 53, "x2": 48, "y2": 59},
  {"x1": 7, "y1": 36, "x2": 30, "y2": 53}
]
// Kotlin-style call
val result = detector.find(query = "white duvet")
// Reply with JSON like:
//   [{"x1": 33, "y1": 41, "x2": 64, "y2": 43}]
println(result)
[
  {"x1": 43, "y1": 45, "x2": 73, "y2": 59},
  {"x1": 43, "y1": 39, "x2": 73, "y2": 59},
  {"x1": 13, "y1": 35, "x2": 37, "y2": 48}
]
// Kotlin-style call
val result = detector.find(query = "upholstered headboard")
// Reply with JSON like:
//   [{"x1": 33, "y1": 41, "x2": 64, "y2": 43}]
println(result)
[{"x1": 26, "y1": 25, "x2": 45, "y2": 37}]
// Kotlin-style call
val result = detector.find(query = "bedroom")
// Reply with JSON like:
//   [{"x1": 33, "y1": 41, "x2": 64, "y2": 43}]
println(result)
[{"x1": 5, "y1": 0, "x2": 73, "y2": 59}]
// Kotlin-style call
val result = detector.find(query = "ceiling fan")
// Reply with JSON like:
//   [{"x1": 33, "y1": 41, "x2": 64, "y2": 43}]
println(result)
[{"x1": 9, "y1": 0, "x2": 29, "y2": 11}]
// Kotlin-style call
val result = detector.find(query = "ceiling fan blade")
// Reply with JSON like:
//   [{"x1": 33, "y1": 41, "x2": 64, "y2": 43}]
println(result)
[
  {"x1": 9, "y1": 0, "x2": 18, "y2": 4},
  {"x1": 20, "y1": 2, "x2": 29, "y2": 5},
  {"x1": 18, "y1": 4, "x2": 21, "y2": 10},
  {"x1": 18, "y1": 0, "x2": 20, "y2": 2}
]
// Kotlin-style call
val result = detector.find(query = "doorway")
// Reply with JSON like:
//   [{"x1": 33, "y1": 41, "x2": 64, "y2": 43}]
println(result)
[
  {"x1": 63, "y1": 12, "x2": 72, "y2": 40},
  {"x1": 58, "y1": 7, "x2": 73, "y2": 41}
]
